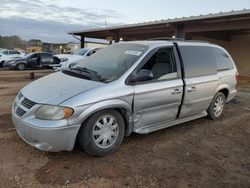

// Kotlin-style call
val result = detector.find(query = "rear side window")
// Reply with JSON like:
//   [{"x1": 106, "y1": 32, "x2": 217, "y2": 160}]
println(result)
[
  {"x1": 211, "y1": 47, "x2": 234, "y2": 71},
  {"x1": 179, "y1": 46, "x2": 217, "y2": 78}
]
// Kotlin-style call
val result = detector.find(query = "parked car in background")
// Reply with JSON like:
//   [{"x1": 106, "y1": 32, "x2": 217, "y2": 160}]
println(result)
[
  {"x1": 0, "y1": 50, "x2": 26, "y2": 67},
  {"x1": 54, "y1": 47, "x2": 102, "y2": 69},
  {"x1": 4, "y1": 52, "x2": 60, "y2": 70},
  {"x1": 12, "y1": 40, "x2": 237, "y2": 156}
]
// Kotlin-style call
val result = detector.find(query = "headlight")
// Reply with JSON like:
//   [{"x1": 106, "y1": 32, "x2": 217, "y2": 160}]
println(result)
[
  {"x1": 35, "y1": 105, "x2": 74, "y2": 120},
  {"x1": 60, "y1": 58, "x2": 68, "y2": 62},
  {"x1": 69, "y1": 62, "x2": 78, "y2": 67},
  {"x1": 8, "y1": 61, "x2": 16, "y2": 64},
  {"x1": 4, "y1": 61, "x2": 15, "y2": 65}
]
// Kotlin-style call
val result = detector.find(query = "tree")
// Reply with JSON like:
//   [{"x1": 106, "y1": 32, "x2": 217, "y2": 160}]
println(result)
[{"x1": 0, "y1": 35, "x2": 24, "y2": 49}]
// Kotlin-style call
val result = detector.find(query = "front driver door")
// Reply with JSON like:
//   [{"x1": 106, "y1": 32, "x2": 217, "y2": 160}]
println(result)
[
  {"x1": 132, "y1": 47, "x2": 183, "y2": 133},
  {"x1": 28, "y1": 54, "x2": 38, "y2": 67}
]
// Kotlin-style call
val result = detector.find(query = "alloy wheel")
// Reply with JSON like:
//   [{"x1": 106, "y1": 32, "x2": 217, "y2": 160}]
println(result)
[
  {"x1": 17, "y1": 64, "x2": 25, "y2": 71},
  {"x1": 213, "y1": 96, "x2": 224, "y2": 117}
]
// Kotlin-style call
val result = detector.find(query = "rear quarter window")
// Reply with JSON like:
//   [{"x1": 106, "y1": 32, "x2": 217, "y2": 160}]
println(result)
[
  {"x1": 179, "y1": 46, "x2": 217, "y2": 78},
  {"x1": 211, "y1": 47, "x2": 234, "y2": 71}
]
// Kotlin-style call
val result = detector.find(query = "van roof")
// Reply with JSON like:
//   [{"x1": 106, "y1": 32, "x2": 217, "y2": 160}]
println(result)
[{"x1": 123, "y1": 39, "x2": 214, "y2": 48}]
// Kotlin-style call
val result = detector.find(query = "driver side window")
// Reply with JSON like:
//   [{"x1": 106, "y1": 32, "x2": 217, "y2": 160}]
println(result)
[
  {"x1": 30, "y1": 54, "x2": 38, "y2": 58},
  {"x1": 140, "y1": 48, "x2": 177, "y2": 81}
]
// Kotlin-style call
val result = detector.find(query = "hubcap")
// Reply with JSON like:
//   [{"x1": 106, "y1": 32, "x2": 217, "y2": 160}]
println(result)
[
  {"x1": 92, "y1": 115, "x2": 119, "y2": 149},
  {"x1": 18, "y1": 64, "x2": 25, "y2": 70},
  {"x1": 213, "y1": 96, "x2": 224, "y2": 117}
]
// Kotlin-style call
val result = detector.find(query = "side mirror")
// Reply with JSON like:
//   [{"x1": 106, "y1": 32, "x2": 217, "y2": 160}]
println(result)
[
  {"x1": 131, "y1": 69, "x2": 153, "y2": 83},
  {"x1": 86, "y1": 52, "x2": 92, "y2": 57}
]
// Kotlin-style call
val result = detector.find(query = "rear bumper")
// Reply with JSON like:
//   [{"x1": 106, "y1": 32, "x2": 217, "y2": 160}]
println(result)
[
  {"x1": 227, "y1": 89, "x2": 237, "y2": 102},
  {"x1": 12, "y1": 111, "x2": 81, "y2": 152}
]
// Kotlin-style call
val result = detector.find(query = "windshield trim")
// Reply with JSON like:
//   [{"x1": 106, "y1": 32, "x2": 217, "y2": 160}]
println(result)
[{"x1": 62, "y1": 69, "x2": 92, "y2": 80}]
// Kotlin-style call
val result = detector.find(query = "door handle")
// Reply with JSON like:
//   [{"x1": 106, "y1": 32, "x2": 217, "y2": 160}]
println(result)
[
  {"x1": 171, "y1": 88, "x2": 182, "y2": 95},
  {"x1": 187, "y1": 86, "x2": 196, "y2": 92}
]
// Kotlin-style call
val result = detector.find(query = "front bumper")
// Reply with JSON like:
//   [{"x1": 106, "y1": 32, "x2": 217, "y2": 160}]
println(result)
[
  {"x1": 12, "y1": 95, "x2": 81, "y2": 152},
  {"x1": 3, "y1": 63, "x2": 16, "y2": 69},
  {"x1": 12, "y1": 113, "x2": 81, "y2": 152}
]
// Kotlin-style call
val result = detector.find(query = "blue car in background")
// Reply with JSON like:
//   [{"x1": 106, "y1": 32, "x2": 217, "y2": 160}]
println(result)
[{"x1": 3, "y1": 52, "x2": 60, "y2": 71}]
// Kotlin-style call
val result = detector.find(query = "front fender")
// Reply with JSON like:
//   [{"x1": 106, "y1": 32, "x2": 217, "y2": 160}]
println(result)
[
  {"x1": 77, "y1": 99, "x2": 132, "y2": 123},
  {"x1": 16, "y1": 61, "x2": 27, "y2": 66}
]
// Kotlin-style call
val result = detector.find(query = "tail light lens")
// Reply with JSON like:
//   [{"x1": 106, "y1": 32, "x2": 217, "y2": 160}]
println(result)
[
  {"x1": 235, "y1": 71, "x2": 239, "y2": 87},
  {"x1": 235, "y1": 71, "x2": 239, "y2": 81}
]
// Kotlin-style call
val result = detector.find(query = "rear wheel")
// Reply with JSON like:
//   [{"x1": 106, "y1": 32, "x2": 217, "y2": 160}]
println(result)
[
  {"x1": 79, "y1": 110, "x2": 125, "y2": 156},
  {"x1": 207, "y1": 92, "x2": 226, "y2": 120},
  {"x1": 16, "y1": 63, "x2": 26, "y2": 71}
]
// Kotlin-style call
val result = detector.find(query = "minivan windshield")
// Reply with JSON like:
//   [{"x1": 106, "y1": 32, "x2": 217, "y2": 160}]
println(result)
[{"x1": 66, "y1": 43, "x2": 148, "y2": 83}]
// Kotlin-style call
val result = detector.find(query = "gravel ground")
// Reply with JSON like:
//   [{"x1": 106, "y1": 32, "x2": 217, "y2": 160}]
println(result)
[{"x1": 0, "y1": 69, "x2": 250, "y2": 188}]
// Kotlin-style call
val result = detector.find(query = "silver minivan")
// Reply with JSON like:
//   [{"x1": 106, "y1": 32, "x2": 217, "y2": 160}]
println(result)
[{"x1": 12, "y1": 40, "x2": 238, "y2": 156}]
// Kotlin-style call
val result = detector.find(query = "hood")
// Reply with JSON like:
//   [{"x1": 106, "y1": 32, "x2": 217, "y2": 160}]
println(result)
[
  {"x1": 60, "y1": 55, "x2": 85, "y2": 69},
  {"x1": 21, "y1": 72, "x2": 104, "y2": 105},
  {"x1": 55, "y1": 54, "x2": 83, "y2": 60},
  {"x1": 2, "y1": 56, "x2": 26, "y2": 62},
  {"x1": 5, "y1": 57, "x2": 27, "y2": 64},
  {"x1": 14, "y1": 57, "x2": 27, "y2": 61},
  {"x1": 55, "y1": 54, "x2": 75, "y2": 59}
]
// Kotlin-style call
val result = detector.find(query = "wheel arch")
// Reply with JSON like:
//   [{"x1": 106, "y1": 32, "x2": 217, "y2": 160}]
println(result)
[
  {"x1": 77, "y1": 100, "x2": 133, "y2": 137},
  {"x1": 16, "y1": 62, "x2": 27, "y2": 69},
  {"x1": 216, "y1": 85, "x2": 230, "y2": 99}
]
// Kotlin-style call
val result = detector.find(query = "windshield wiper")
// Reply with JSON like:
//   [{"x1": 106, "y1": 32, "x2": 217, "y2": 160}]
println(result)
[
  {"x1": 69, "y1": 67, "x2": 102, "y2": 80},
  {"x1": 74, "y1": 67, "x2": 98, "y2": 74}
]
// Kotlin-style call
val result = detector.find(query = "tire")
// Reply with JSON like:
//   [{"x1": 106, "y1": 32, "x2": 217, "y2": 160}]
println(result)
[
  {"x1": 79, "y1": 110, "x2": 125, "y2": 156},
  {"x1": 0, "y1": 61, "x2": 5, "y2": 68},
  {"x1": 207, "y1": 92, "x2": 226, "y2": 120},
  {"x1": 16, "y1": 63, "x2": 26, "y2": 71}
]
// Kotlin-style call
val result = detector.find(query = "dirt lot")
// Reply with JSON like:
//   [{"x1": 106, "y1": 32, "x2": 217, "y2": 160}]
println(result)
[{"x1": 0, "y1": 69, "x2": 250, "y2": 188}]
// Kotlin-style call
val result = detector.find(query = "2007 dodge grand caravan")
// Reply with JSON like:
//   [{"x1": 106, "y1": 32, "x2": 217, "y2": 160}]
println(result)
[{"x1": 12, "y1": 40, "x2": 237, "y2": 156}]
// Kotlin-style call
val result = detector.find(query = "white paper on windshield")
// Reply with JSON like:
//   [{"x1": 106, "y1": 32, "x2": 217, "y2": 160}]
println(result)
[{"x1": 124, "y1": 50, "x2": 142, "y2": 56}]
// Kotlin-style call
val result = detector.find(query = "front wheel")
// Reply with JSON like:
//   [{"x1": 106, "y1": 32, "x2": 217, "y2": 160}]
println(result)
[
  {"x1": 78, "y1": 110, "x2": 125, "y2": 156},
  {"x1": 16, "y1": 63, "x2": 26, "y2": 71},
  {"x1": 207, "y1": 92, "x2": 226, "y2": 120},
  {"x1": 0, "y1": 61, "x2": 5, "y2": 67}
]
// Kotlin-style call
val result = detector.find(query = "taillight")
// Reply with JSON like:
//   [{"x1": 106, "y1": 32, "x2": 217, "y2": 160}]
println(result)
[
  {"x1": 235, "y1": 71, "x2": 239, "y2": 81},
  {"x1": 235, "y1": 71, "x2": 239, "y2": 87}
]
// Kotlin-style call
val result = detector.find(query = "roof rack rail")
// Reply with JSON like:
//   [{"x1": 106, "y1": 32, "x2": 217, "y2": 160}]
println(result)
[
  {"x1": 147, "y1": 37, "x2": 185, "y2": 41},
  {"x1": 147, "y1": 37, "x2": 210, "y2": 43}
]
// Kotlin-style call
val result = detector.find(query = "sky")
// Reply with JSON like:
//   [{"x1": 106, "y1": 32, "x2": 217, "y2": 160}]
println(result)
[{"x1": 0, "y1": 0, "x2": 250, "y2": 42}]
